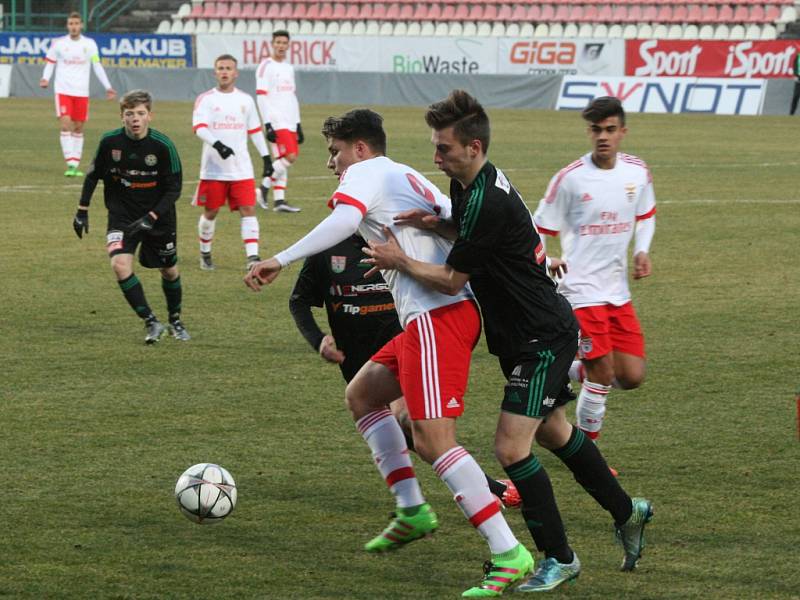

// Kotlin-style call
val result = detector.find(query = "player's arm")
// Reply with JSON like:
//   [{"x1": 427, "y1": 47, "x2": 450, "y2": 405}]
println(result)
[
  {"x1": 633, "y1": 174, "x2": 656, "y2": 279},
  {"x1": 244, "y1": 204, "x2": 363, "y2": 290},
  {"x1": 193, "y1": 103, "x2": 235, "y2": 159},
  {"x1": 150, "y1": 138, "x2": 183, "y2": 219},
  {"x1": 73, "y1": 140, "x2": 107, "y2": 237},
  {"x1": 255, "y1": 75, "x2": 276, "y2": 142},
  {"x1": 246, "y1": 102, "x2": 273, "y2": 176},
  {"x1": 393, "y1": 209, "x2": 459, "y2": 241},
  {"x1": 40, "y1": 43, "x2": 56, "y2": 87},
  {"x1": 90, "y1": 48, "x2": 116, "y2": 99}
]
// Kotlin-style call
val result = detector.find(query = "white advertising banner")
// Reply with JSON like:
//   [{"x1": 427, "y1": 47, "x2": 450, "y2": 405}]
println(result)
[
  {"x1": 497, "y1": 39, "x2": 625, "y2": 76},
  {"x1": 0, "y1": 64, "x2": 12, "y2": 97},
  {"x1": 556, "y1": 76, "x2": 766, "y2": 115},
  {"x1": 197, "y1": 35, "x2": 627, "y2": 75}
]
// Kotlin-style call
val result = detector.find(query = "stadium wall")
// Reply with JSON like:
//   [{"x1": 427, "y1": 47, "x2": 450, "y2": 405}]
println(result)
[{"x1": 6, "y1": 63, "x2": 795, "y2": 115}]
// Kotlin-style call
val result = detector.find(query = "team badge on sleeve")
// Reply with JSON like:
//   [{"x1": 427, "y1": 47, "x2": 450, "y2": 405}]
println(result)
[{"x1": 331, "y1": 256, "x2": 347, "y2": 273}]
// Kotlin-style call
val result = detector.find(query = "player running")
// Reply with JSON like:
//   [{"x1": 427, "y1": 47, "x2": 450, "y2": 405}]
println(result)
[
  {"x1": 72, "y1": 89, "x2": 189, "y2": 344},
  {"x1": 246, "y1": 109, "x2": 534, "y2": 597},
  {"x1": 534, "y1": 96, "x2": 656, "y2": 444},
  {"x1": 192, "y1": 54, "x2": 274, "y2": 271},
  {"x1": 255, "y1": 30, "x2": 303, "y2": 213},
  {"x1": 40, "y1": 12, "x2": 116, "y2": 177}
]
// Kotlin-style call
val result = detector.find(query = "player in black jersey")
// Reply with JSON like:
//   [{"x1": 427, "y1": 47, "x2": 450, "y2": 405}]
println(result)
[
  {"x1": 364, "y1": 90, "x2": 652, "y2": 590},
  {"x1": 289, "y1": 233, "x2": 521, "y2": 507},
  {"x1": 72, "y1": 89, "x2": 189, "y2": 344}
]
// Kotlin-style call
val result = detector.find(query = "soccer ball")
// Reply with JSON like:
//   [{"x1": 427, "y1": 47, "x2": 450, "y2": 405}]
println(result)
[{"x1": 175, "y1": 463, "x2": 237, "y2": 524}]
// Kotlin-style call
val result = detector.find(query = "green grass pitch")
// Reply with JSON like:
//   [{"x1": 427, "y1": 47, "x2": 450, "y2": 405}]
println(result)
[{"x1": 1, "y1": 97, "x2": 799, "y2": 599}]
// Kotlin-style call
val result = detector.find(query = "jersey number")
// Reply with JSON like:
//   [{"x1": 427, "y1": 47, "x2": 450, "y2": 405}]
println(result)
[{"x1": 406, "y1": 173, "x2": 436, "y2": 205}]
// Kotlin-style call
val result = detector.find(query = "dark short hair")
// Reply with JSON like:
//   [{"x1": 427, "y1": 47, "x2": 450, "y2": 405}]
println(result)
[
  {"x1": 321, "y1": 109, "x2": 387, "y2": 154},
  {"x1": 214, "y1": 54, "x2": 238, "y2": 66},
  {"x1": 425, "y1": 89, "x2": 490, "y2": 153},
  {"x1": 120, "y1": 89, "x2": 153, "y2": 112},
  {"x1": 582, "y1": 96, "x2": 626, "y2": 126},
  {"x1": 272, "y1": 30, "x2": 290, "y2": 40}
]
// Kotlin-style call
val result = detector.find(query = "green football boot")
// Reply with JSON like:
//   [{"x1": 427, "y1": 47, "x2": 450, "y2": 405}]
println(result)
[
  {"x1": 616, "y1": 497, "x2": 654, "y2": 571},
  {"x1": 462, "y1": 544, "x2": 534, "y2": 597},
  {"x1": 64, "y1": 166, "x2": 84, "y2": 177},
  {"x1": 364, "y1": 503, "x2": 438, "y2": 552}
]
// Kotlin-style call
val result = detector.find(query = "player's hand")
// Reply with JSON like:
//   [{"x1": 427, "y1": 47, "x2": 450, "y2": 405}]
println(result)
[
  {"x1": 244, "y1": 257, "x2": 282, "y2": 291},
  {"x1": 393, "y1": 208, "x2": 441, "y2": 230},
  {"x1": 212, "y1": 141, "x2": 235, "y2": 159},
  {"x1": 73, "y1": 209, "x2": 89, "y2": 239},
  {"x1": 319, "y1": 335, "x2": 345, "y2": 364},
  {"x1": 106, "y1": 87, "x2": 117, "y2": 100},
  {"x1": 39, "y1": 78, "x2": 49, "y2": 89},
  {"x1": 262, "y1": 155, "x2": 274, "y2": 178},
  {"x1": 264, "y1": 123, "x2": 277, "y2": 143},
  {"x1": 128, "y1": 213, "x2": 157, "y2": 235},
  {"x1": 296, "y1": 123, "x2": 304, "y2": 144},
  {"x1": 361, "y1": 226, "x2": 405, "y2": 278},
  {"x1": 633, "y1": 252, "x2": 652, "y2": 279},
  {"x1": 548, "y1": 257, "x2": 568, "y2": 279}
]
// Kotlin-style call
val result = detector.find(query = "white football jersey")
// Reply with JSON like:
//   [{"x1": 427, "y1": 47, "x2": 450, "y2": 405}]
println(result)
[
  {"x1": 255, "y1": 59, "x2": 300, "y2": 130},
  {"x1": 328, "y1": 156, "x2": 473, "y2": 327},
  {"x1": 534, "y1": 152, "x2": 656, "y2": 308},
  {"x1": 192, "y1": 88, "x2": 263, "y2": 181},
  {"x1": 44, "y1": 35, "x2": 100, "y2": 97}
]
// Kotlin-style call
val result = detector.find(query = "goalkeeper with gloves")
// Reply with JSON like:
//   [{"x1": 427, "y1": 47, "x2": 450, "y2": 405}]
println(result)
[{"x1": 72, "y1": 89, "x2": 188, "y2": 345}]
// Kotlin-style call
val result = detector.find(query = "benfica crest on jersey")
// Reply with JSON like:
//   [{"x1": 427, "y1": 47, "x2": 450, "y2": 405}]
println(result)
[
  {"x1": 625, "y1": 183, "x2": 637, "y2": 202},
  {"x1": 331, "y1": 256, "x2": 346, "y2": 273},
  {"x1": 111, "y1": 149, "x2": 122, "y2": 162}
]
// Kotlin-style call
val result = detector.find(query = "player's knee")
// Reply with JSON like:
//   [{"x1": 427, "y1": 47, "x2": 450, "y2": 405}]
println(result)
[
  {"x1": 494, "y1": 437, "x2": 527, "y2": 468},
  {"x1": 615, "y1": 361, "x2": 646, "y2": 389},
  {"x1": 160, "y1": 266, "x2": 179, "y2": 281},
  {"x1": 285, "y1": 152, "x2": 298, "y2": 163}
]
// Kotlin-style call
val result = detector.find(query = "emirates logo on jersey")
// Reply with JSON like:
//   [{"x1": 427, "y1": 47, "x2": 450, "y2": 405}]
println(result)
[
  {"x1": 625, "y1": 183, "x2": 637, "y2": 202},
  {"x1": 581, "y1": 193, "x2": 593, "y2": 202}
]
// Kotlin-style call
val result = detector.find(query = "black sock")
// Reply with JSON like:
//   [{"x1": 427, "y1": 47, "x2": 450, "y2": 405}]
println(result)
[
  {"x1": 505, "y1": 454, "x2": 573, "y2": 564},
  {"x1": 118, "y1": 274, "x2": 153, "y2": 320},
  {"x1": 486, "y1": 476, "x2": 507, "y2": 499},
  {"x1": 162, "y1": 275, "x2": 182, "y2": 319},
  {"x1": 551, "y1": 426, "x2": 632, "y2": 526}
]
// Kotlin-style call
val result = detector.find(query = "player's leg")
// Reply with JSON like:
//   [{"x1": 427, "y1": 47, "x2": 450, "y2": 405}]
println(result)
[
  {"x1": 608, "y1": 302, "x2": 647, "y2": 390},
  {"x1": 346, "y1": 358, "x2": 435, "y2": 551},
  {"x1": 141, "y1": 228, "x2": 186, "y2": 342},
  {"x1": 69, "y1": 101, "x2": 88, "y2": 176},
  {"x1": 574, "y1": 306, "x2": 614, "y2": 439},
  {"x1": 270, "y1": 132, "x2": 300, "y2": 212},
  {"x1": 194, "y1": 181, "x2": 224, "y2": 270},
  {"x1": 56, "y1": 97, "x2": 76, "y2": 175},
  {"x1": 231, "y1": 180, "x2": 261, "y2": 268}
]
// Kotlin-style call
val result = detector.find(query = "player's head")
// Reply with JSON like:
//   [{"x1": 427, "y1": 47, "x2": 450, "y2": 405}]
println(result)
[
  {"x1": 582, "y1": 96, "x2": 627, "y2": 166},
  {"x1": 214, "y1": 54, "x2": 239, "y2": 90},
  {"x1": 425, "y1": 90, "x2": 490, "y2": 183},
  {"x1": 321, "y1": 109, "x2": 387, "y2": 177},
  {"x1": 271, "y1": 30, "x2": 290, "y2": 61},
  {"x1": 119, "y1": 89, "x2": 153, "y2": 140},
  {"x1": 66, "y1": 12, "x2": 82, "y2": 38}
]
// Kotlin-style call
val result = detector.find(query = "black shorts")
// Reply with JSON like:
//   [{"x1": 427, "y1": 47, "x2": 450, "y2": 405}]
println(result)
[
  {"x1": 106, "y1": 225, "x2": 178, "y2": 269},
  {"x1": 499, "y1": 330, "x2": 578, "y2": 420}
]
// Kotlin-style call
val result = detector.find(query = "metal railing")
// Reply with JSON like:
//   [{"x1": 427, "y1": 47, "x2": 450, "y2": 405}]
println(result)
[{"x1": 2, "y1": 0, "x2": 134, "y2": 32}]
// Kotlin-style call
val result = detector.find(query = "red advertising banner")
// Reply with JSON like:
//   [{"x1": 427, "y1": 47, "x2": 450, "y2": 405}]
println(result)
[{"x1": 626, "y1": 40, "x2": 800, "y2": 78}]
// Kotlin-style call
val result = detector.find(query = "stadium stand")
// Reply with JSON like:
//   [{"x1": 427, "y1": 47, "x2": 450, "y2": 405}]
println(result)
[{"x1": 160, "y1": 1, "x2": 800, "y2": 39}]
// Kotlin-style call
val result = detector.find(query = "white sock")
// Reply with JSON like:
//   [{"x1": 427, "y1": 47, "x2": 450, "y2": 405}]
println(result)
[
  {"x1": 357, "y1": 409, "x2": 425, "y2": 508},
  {"x1": 198, "y1": 215, "x2": 216, "y2": 254},
  {"x1": 271, "y1": 156, "x2": 291, "y2": 201},
  {"x1": 60, "y1": 132, "x2": 72, "y2": 165},
  {"x1": 568, "y1": 360, "x2": 584, "y2": 382},
  {"x1": 71, "y1": 132, "x2": 84, "y2": 167},
  {"x1": 433, "y1": 446, "x2": 518, "y2": 554},
  {"x1": 241, "y1": 216, "x2": 260, "y2": 257},
  {"x1": 576, "y1": 380, "x2": 611, "y2": 440}
]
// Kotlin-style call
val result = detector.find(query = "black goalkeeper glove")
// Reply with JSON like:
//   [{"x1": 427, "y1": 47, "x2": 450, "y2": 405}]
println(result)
[
  {"x1": 264, "y1": 123, "x2": 277, "y2": 143},
  {"x1": 296, "y1": 123, "x2": 304, "y2": 144},
  {"x1": 212, "y1": 140, "x2": 235, "y2": 159},
  {"x1": 262, "y1": 155, "x2": 274, "y2": 178},
  {"x1": 128, "y1": 213, "x2": 156, "y2": 235},
  {"x1": 73, "y1": 208, "x2": 89, "y2": 239}
]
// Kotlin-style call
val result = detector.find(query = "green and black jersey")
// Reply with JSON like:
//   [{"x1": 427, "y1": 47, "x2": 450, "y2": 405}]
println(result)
[
  {"x1": 446, "y1": 161, "x2": 576, "y2": 357},
  {"x1": 80, "y1": 127, "x2": 182, "y2": 229}
]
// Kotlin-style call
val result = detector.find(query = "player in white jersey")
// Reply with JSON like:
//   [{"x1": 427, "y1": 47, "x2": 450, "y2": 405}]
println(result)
[
  {"x1": 244, "y1": 109, "x2": 533, "y2": 597},
  {"x1": 534, "y1": 96, "x2": 656, "y2": 443},
  {"x1": 192, "y1": 55, "x2": 273, "y2": 271},
  {"x1": 39, "y1": 12, "x2": 116, "y2": 177},
  {"x1": 255, "y1": 30, "x2": 303, "y2": 213}
]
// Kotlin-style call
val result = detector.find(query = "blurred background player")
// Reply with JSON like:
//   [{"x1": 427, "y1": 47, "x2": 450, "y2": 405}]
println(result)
[
  {"x1": 246, "y1": 109, "x2": 534, "y2": 597},
  {"x1": 72, "y1": 89, "x2": 188, "y2": 344},
  {"x1": 39, "y1": 12, "x2": 116, "y2": 177},
  {"x1": 534, "y1": 96, "x2": 656, "y2": 445},
  {"x1": 192, "y1": 54, "x2": 273, "y2": 271},
  {"x1": 289, "y1": 233, "x2": 520, "y2": 508},
  {"x1": 255, "y1": 30, "x2": 303, "y2": 213},
  {"x1": 791, "y1": 51, "x2": 800, "y2": 115}
]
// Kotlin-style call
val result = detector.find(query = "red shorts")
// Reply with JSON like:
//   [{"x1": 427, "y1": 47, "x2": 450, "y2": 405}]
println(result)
[
  {"x1": 193, "y1": 179, "x2": 256, "y2": 211},
  {"x1": 574, "y1": 302, "x2": 645, "y2": 360},
  {"x1": 55, "y1": 94, "x2": 89, "y2": 121},
  {"x1": 273, "y1": 129, "x2": 299, "y2": 159},
  {"x1": 371, "y1": 300, "x2": 480, "y2": 421}
]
